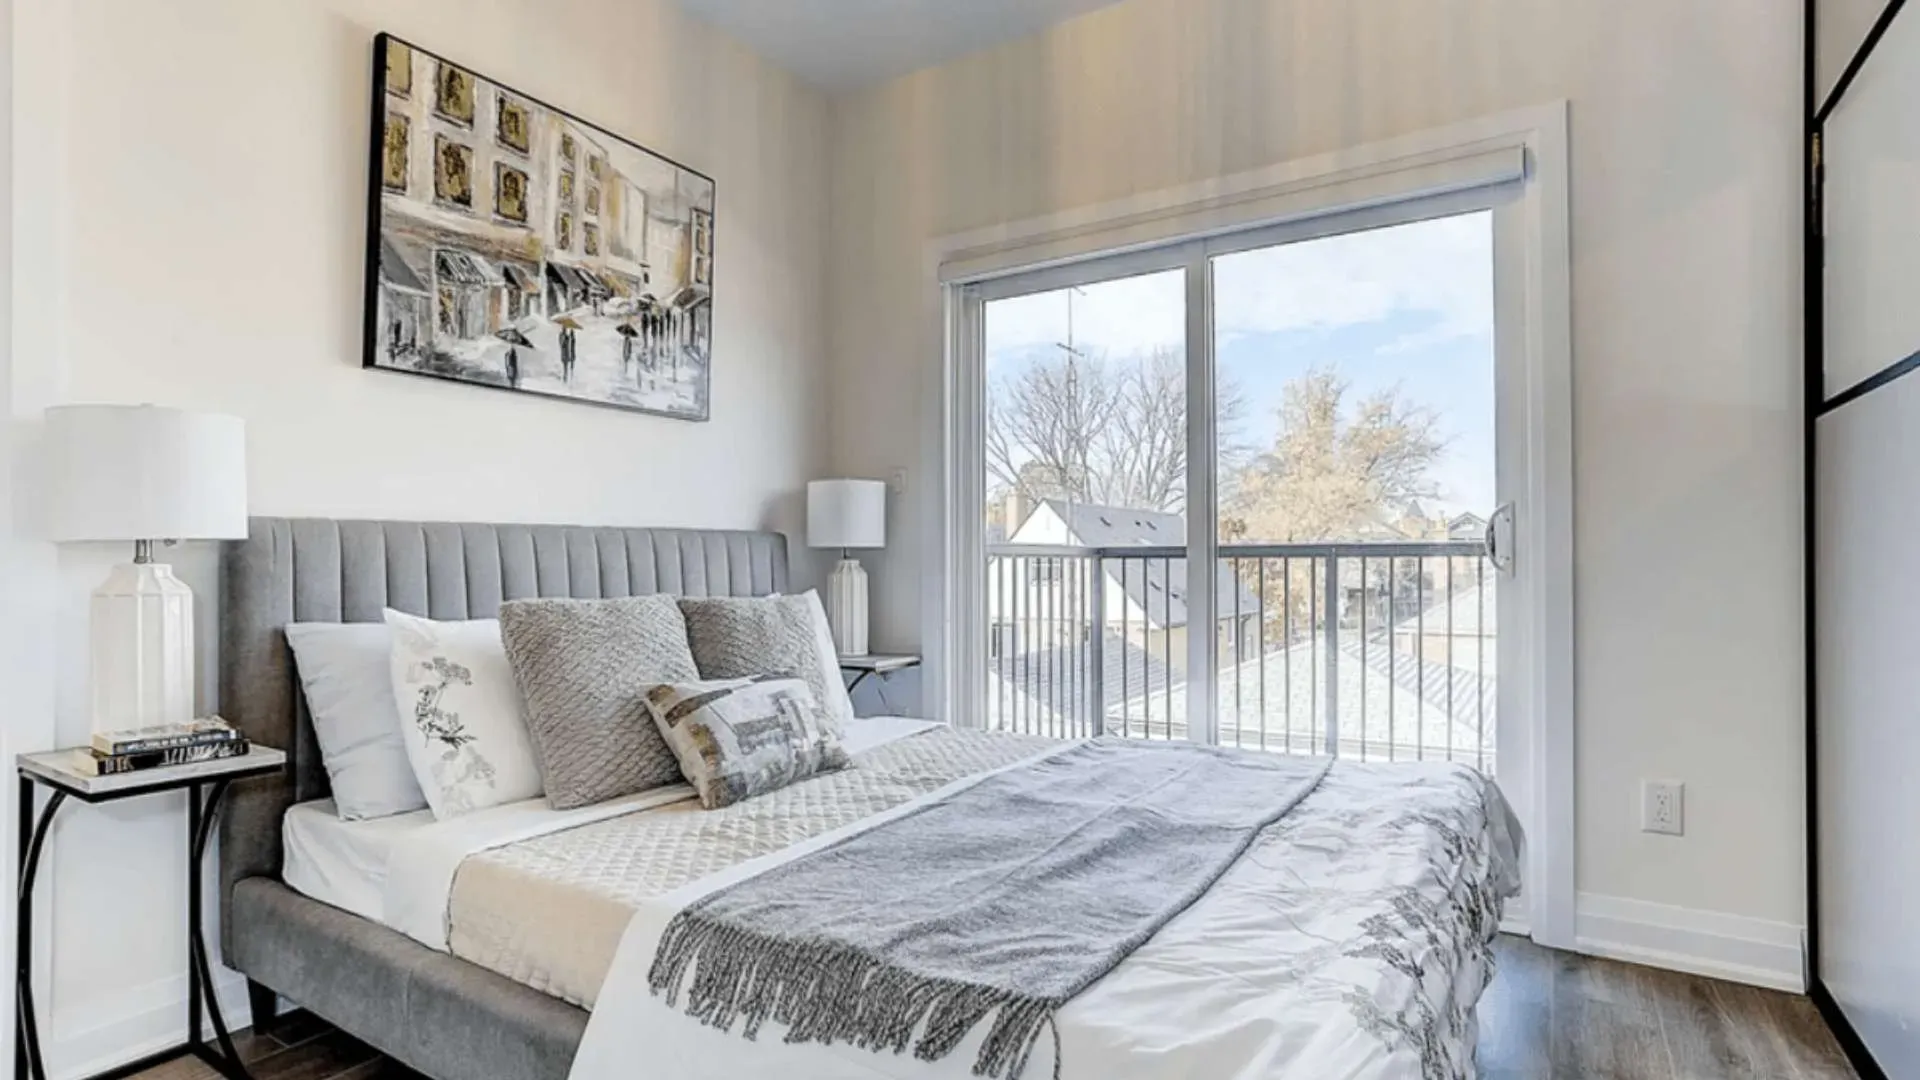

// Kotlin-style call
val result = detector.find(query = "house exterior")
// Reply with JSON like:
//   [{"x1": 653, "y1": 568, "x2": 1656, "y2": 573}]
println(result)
[{"x1": 988, "y1": 498, "x2": 1258, "y2": 674}]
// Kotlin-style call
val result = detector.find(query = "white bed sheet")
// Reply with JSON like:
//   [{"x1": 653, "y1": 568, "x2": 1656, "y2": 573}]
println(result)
[
  {"x1": 279, "y1": 716, "x2": 947, "y2": 933},
  {"x1": 281, "y1": 798, "x2": 433, "y2": 922}
]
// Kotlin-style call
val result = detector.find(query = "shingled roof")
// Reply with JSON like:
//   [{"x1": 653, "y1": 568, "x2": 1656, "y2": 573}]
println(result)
[{"x1": 1031, "y1": 499, "x2": 1259, "y2": 629}]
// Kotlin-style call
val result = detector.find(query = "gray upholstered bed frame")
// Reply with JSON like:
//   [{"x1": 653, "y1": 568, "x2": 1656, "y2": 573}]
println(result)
[{"x1": 218, "y1": 517, "x2": 790, "y2": 1080}]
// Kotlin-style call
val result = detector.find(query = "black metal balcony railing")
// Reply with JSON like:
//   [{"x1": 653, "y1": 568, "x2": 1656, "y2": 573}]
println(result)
[{"x1": 984, "y1": 541, "x2": 1495, "y2": 771}]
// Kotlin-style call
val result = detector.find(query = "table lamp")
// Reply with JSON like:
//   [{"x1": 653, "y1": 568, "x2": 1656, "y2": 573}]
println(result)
[
  {"x1": 44, "y1": 404, "x2": 248, "y2": 734},
  {"x1": 807, "y1": 478, "x2": 885, "y2": 656}
]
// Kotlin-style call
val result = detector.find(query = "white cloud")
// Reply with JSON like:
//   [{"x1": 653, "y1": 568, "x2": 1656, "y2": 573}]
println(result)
[{"x1": 983, "y1": 211, "x2": 1493, "y2": 361}]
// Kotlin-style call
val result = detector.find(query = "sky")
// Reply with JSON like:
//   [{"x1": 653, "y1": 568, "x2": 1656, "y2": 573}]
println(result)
[{"x1": 984, "y1": 211, "x2": 1495, "y2": 519}]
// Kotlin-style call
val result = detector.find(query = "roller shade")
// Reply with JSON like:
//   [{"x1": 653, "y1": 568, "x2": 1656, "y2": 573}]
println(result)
[{"x1": 939, "y1": 144, "x2": 1525, "y2": 285}]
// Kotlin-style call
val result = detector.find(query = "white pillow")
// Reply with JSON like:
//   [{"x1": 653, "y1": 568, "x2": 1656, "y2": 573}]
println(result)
[
  {"x1": 384, "y1": 609, "x2": 543, "y2": 819},
  {"x1": 285, "y1": 622, "x2": 427, "y2": 820}
]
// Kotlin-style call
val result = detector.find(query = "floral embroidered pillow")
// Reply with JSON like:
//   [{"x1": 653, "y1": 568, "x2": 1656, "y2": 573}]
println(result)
[
  {"x1": 384, "y1": 609, "x2": 543, "y2": 819},
  {"x1": 644, "y1": 677, "x2": 849, "y2": 810}
]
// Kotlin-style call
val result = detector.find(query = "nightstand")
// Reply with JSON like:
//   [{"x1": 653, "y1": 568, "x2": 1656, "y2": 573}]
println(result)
[
  {"x1": 15, "y1": 745, "x2": 287, "y2": 1080},
  {"x1": 838, "y1": 654, "x2": 922, "y2": 694}
]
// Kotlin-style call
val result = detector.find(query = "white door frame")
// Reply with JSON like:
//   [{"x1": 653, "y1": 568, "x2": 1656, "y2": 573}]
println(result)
[{"x1": 923, "y1": 103, "x2": 1574, "y2": 948}]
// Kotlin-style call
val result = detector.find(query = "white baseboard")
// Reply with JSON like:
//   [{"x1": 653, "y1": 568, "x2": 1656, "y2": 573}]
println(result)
[
  {"x1": 1573, "y1": 892, "x2": 1805, "y2": 993},
  {"x1": 46, "y1": 968, "x2": 251, "y2": 1080}
]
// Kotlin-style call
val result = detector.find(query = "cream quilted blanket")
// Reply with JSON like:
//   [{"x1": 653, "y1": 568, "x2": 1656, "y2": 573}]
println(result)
[{"x1": 447, "y1": 728, "x2": 1055, "y2": 1006}]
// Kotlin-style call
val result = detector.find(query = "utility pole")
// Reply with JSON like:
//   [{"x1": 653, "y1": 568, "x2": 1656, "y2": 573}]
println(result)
[{"x1": 1056, "y1": 285, "x2": 1089, "y2": 507}]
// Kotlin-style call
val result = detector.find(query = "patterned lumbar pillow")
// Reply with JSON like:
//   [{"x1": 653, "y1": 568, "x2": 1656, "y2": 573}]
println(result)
[
  {"x1": 384, "y1": 609, "x2": 543, "y2": 820},
  {"x1": 498, "y1": 595, "x2": 701, "y2": 809},
  {"x1": 678, "y1": 592, "x2": 856, "y2": 732},
  {"x1": 643, "y1": 677, "x2": 849, "y2": 809}
]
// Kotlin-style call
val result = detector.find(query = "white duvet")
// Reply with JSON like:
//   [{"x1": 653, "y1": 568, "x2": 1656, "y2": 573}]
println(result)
[{"x1": 361, "y1": 720, "x2": 1521, "y2": 1080}]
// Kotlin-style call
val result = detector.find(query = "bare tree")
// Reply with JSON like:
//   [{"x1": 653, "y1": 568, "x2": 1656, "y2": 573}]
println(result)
[
  {"x1": 1225, "y1": 367, "x2": 1446, "y2": 542},
  {"x1": 1222, "y1": 367, "x2": 1448, "y2": 636},
  {"x1": 986, "y1": 352, "x2": 1116, "y2": 504},
  {"x1": 987, "y1": 347, "x2": 1249, "y2": 515}
]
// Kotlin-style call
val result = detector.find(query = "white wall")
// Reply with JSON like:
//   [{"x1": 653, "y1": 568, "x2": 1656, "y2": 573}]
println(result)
[
  {"x1": 827, "y1": 0, "x2": 1806, "y2": 966},
  {"x1": 4, "y1": 0, "x2": 832, "y2": 1074}
]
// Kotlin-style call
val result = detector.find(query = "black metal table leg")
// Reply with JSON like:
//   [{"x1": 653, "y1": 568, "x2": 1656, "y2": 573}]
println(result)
[
  {"x1": 845, "y1": 669, "x2": 875, "y2": 694},
  {"x1": 14, "y1": 777, "x2": 250, "y2": 1080},
  {"x1": 17, "y1": 777, "x2": 68, "y2": 1080},
  {"x1": 187, "y1": 779, "x2": 247, "y2": 1078}
]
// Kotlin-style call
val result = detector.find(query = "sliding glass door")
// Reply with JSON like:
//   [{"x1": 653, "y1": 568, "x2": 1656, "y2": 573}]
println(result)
[{"x1": 964, "y1": 199, "x2": 1518, "y2": 782}]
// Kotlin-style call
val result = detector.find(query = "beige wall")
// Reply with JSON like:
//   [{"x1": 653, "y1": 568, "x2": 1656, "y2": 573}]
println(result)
[
  {"x1": 5, "y1": 0, "x2": 830, "y2": 1072},
  {"x1": 828, "y1": 0, "x2": 1804, "y2": 940}
]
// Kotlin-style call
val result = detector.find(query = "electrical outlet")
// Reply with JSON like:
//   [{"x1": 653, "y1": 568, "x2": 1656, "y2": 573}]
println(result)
[
  {"x1": 888, "y1": 468, "x2": 908, "y2": 495},
  {"x1": 1642, "y1": 780, "x2": 1684, "y2": 836}
]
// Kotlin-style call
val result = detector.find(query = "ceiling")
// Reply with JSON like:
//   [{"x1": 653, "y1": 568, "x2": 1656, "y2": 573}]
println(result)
[{"x1": 675, "y1": 0, "x2": 1129, "y2": 92}]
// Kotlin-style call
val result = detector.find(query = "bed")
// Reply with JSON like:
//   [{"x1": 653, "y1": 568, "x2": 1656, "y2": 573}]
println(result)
[{"x1": 218, "y1": 517, "x2": 1521, "y2": 1080}]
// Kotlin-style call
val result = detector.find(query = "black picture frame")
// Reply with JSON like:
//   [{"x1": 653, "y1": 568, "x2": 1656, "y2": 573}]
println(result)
[{"x1": 361, "y1": 32, "x2": 718, "y2": 420}]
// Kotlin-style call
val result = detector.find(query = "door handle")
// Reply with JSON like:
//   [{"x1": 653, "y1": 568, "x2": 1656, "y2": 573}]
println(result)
[{"x1": 1485, "y1": 502, "x2": 1517, "y2": 576}]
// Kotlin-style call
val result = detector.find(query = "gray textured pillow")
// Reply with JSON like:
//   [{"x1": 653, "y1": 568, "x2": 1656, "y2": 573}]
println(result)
[
  {"x1": 498, "y1": 595, "x2": 700, "y2": 809},
  {"x1": 678, "y1": 592, "x2": 856, "y2": 733}
]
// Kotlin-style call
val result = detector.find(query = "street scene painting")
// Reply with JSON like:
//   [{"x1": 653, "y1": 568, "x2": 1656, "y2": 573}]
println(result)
[{"x1": 363, "y1": 34, "x2": 715, "y2": 419}]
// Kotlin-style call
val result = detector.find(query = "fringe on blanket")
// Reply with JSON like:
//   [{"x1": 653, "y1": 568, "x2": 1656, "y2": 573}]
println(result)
[{"x1": 648, "y1": 914, "x2": 1059, "y2": 1080}]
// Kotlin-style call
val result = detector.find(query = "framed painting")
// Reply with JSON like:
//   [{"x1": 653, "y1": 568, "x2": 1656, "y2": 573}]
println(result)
[{"x1": 362, "y1": 33, "x2": 716, "y2": 420}]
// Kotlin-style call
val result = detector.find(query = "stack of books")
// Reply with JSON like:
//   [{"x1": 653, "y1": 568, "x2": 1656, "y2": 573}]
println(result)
[{"x1": 82, "y1": 718, "x2": 250, "y2": 776}]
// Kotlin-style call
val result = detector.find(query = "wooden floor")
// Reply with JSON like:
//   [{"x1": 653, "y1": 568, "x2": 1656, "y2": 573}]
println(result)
[
  {"x1": 1479, "y1": 937, "x2": 1855, "y2": 1079},
  {"x1": 134, "y1": 937, "x2": 1853, "y2": 1080}
]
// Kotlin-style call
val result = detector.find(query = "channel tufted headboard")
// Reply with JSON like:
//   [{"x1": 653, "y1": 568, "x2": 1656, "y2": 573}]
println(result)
[{"x1": 216, "y1": 517, "x2": 789, "y2": 957}]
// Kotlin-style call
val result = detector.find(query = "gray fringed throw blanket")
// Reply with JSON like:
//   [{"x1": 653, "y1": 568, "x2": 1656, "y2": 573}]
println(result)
[{"x1": 648, "y1": 738, "x2": 1334, "y2": 1079}]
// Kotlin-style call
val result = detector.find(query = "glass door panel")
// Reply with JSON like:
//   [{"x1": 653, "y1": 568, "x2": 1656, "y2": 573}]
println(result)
[
  {"x1": 981, "y1": 268, "x2": 1186, "y2": 739},
  {"x1": 1211, "y1": 211, "x2": 1500, "y2": 767}
]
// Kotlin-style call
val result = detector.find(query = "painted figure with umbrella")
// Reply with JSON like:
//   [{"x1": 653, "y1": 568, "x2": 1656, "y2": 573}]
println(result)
[
  {"x1": 617, "y1": 320, "x2": 640, "y2": 377},
  {"x1": 553, "y1": 314, "x2": 583, "y2": 383},
  {"x1": 496, "y1": 326, "x2": 533, "y2": 387},
  {"x1": 636, "y1": 295, "x2": 663, "y2": 368}
]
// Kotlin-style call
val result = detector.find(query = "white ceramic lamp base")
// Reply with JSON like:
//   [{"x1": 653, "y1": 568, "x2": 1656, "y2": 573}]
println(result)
[
  {"x1": 825, "y1": 557, "x2": 870, "y2": 656},
  {"x1": 90, "y1": 560, "x2": 196, "y2": 735}
]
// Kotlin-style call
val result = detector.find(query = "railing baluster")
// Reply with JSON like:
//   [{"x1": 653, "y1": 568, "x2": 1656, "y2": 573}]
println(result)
[
  {"x1": 1046, "y1": 557, "x2": 1057, "y2": 739},
  {"x1": 1165, "y1": 556, "x2": 1175, "y2": 741},
  {"x1": 1078, "y1": 557, "x2": 1088, "y2": 738},
  {"x1": 1257, "y1": 558, "x2": 1268, "y2": 753},
  {"x1": 1060, "y1": 558, "x2": 1069, "y2": 738},
  {"x1": 1008, "y1": 555, "x2": 1019, "y2": 735},
  {"x1": 1416, "y1": 555, "x2": 1427, "y2": 761},
  {"x1": 1018, "y1": 556, "x2": 1028, "y2": 735},
  {"x1": 1119, "y1": 559, "x2": 1130, "y2": 739},
  {"x1": 1231, "y1": 556, "x2": 1242, "y2": 747},
  {"x1": 1078, "y1": 557, "x2": 1088, "y2": 737},
  {"x1": 1282, "y1": 558, "x2": 1291, "y2": 755},
  {"x1": 1322, "y1": 552, "x2": 1339, "y2": 757},
  {"x1": 1065, "y1": 558, "x2": 1075, "y2": 738},
  {"x1": 1447, "y1": 555, "x2": 1456, "y2": 763},
  {"x1": 1144, "y1": 557, "x2": 1159, "y2": 734},
  {"x1": 1386, "y1": 555, "x2": 1396, "y2": 762},
  {"x1": 994, "y1": 557, "x2": 1004, "y2": 732},
  {"x1": 1053, "y1": 559, "x2": 1063, "y2": 738},
  {"x1": 1089, "y1": 555, "x2": 1105, "y2": 737},
  {"x1": 1477, "y1": 555, "x2": 1487, "y2": 773},
  {"x1": 1359, "y1": 556, "x2": 1369, "y2": 762},
  {"x1": 1310, "y1": 557, "x2": 1319, "y2": 755}
]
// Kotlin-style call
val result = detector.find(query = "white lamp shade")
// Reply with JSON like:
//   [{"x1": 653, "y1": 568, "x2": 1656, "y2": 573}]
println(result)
[
  {"x1": 807, "y1": 479, "x2": 886, "y2": 550},
  {"x1": 43, "y1": 404, "x2": 249, "y2": 542}
]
